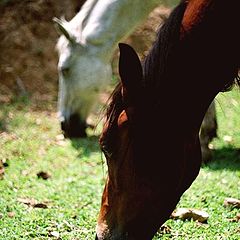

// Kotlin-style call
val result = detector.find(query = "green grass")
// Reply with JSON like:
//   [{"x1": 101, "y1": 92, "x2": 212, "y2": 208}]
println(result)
[{"x1": 0, "y1": 89, "x2": 240, "y2": 239}]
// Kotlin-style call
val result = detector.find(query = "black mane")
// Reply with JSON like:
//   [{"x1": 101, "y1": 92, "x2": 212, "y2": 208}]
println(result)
[
  {"x1": 102, "y1": 0, "x2": 240, "y2": 153},
  {"x1": 101, "y1": 1, "x2": 188, "y2": 152},
  {"x1": 143, "y1": 1, "x2": 187, "y2": 93},
  {"x1": 106, "y1": 1, "x2": 188, "y2": 119}
]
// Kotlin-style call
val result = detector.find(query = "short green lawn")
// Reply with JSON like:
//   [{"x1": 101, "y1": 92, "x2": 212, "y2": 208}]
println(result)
[{"x1": 0, "y1": 89, "x2": 240, "y2": 239}]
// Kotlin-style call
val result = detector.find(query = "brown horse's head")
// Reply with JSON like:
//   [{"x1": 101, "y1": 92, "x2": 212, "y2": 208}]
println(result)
[
  {"x1": 97, "y1": 42, "x2": 192, "y2": 240},
  {"x1": 96, "y1": 0, "x2": 240, "y2": 239}
]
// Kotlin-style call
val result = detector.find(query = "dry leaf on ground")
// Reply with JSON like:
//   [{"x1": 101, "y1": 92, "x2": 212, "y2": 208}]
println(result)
[
  {"x1": 49, "y1": 231, "x2": 60, "y2": 238},
  {"x1": 17, "y1": 197, "x2": 37, "y2": 206},
  {"x1": 33, "y1": 203, "x2": 48, "y2": 209},
  {"x1": 7, "y1": 212, "x2": 15, "y2": 218},
  {"x1": 158, "y1": 225, "x2": 171, "y2": 234},
  {"x1": 228, "y1": 213, "x2": 240, "y2": 222},
  {"x1": 37, "y1": 171, "x2": 51, "y2": 180},
  {"x1": 17, "y1": 197, "x2": 48, "y2": 209},
  {"x1": 224, "y1": 198, "x2": 240, "y2": 208},
  {"x1": 171, "y1": 208, "x2": 209, "y2": 223}
]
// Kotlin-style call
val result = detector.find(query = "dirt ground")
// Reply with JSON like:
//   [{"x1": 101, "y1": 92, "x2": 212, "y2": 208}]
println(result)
[
  {"x1": 0, "y1": 0, "x2": 170, "y2": 105},
  {"x1": 0, "y1": 0, "x2": 84, "y2": 104}
]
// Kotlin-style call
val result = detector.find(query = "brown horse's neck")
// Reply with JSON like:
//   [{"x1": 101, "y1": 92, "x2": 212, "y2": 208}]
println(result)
[
  {"x1": 179, "y1": 0, "x2": 239, "y2": 133},
  {"x1": 181, "y1": 0, "x2": 210, "y2": 34}
]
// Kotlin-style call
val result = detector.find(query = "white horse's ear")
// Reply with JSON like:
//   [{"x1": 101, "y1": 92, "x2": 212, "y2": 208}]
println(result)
[{"x1": 53, "y1": 17, "x2": 76, "y2": 44}]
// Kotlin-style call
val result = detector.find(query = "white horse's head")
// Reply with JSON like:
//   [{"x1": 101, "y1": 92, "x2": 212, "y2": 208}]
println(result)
[
  {"x1": 54, "y1": 0, "x2": 175, "y2": 138},
  {"x1": 55, "y1": 18, "x2": 112, "y2": 138}
]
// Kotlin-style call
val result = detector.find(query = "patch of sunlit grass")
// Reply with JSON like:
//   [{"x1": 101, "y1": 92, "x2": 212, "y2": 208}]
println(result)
[
  {"x1": 1, "y1": 89, "x2": 240, "y2": 239},
  {"x1": 0, "y1": 97, "x2": 105, "y2": 239}
]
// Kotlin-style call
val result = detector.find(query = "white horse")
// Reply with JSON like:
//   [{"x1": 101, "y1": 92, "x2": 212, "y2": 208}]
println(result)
[{"x1": 54, "y1": 0, "x2": 177, "y2": 138}]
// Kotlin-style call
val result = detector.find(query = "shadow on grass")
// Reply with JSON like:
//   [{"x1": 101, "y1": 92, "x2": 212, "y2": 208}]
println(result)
[
  {"x1": 0, "y1": 118, "x2": 7, "y2": 132},
  {"x1": 204, "y1": 146, "x2": 240, "y2": 171},
  {"x1": 70, "y1": 135, "x2": 101, "y2": 158}
]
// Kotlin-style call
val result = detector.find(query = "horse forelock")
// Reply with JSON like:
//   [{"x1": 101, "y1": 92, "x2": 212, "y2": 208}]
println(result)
[{"x1": 100, "y1": 83, "x2": 123, "y2": 153}]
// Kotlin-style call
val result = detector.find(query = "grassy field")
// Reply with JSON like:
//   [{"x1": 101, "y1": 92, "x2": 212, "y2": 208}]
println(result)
[{"x1": 0, "y1": 88, "x2": 240, "y2": 240}]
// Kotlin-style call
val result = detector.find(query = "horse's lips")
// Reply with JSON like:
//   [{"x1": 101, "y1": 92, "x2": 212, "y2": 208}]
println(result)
[{"x1": 60, "y1": 113, "x2": 87, "y2": 138}]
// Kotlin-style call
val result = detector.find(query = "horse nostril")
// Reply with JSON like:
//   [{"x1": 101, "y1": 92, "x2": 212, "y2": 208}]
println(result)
[
  {"x1": 60, "y1": 120, "x2": 66, "y2": 132},
  {"x1": 60, "y1": 114, "x2": 88, "y2": 138},
  {"x1": 95, "y1": 234, "x2": 99, "y2": 240}
]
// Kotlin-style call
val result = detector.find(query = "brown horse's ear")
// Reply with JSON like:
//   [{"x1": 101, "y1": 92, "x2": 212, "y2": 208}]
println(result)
[{"x1": 118, "y1": 43, "x2": 143, "y2": 104}]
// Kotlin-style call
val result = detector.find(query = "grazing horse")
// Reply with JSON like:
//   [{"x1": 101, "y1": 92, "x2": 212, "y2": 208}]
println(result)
[
  {"x1": 96, "y1": 0, "x2": 240, "y2": 239},
  {"x1": 54, "y1": 0, "x2": 177, "y2": 138}
]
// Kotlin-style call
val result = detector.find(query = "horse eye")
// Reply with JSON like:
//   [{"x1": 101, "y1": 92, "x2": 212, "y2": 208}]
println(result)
[
  {"x1": 101, "y1": 144, "x2": 112, "y2": 158},
  {"x1": 61, "y1": 67, "x2": 70, "y2": 76}
]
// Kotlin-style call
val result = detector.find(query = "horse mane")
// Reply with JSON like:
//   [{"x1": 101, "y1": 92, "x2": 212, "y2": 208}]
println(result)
[
  {"x1": 102, "y1": 1, "x2": 188, "y2": 152},
  {"x1": 143, "y1": 0, "x2": 187, "y2": 94},
  {"x1": 103, "y1": 0, "x2": 240, "y2": 152},
  {"x1": 106, "y1": 0, "x2": 188, "y2": 115},
  {"x1": 144, "y1": 0, "x2": 240, "y2": 95}
]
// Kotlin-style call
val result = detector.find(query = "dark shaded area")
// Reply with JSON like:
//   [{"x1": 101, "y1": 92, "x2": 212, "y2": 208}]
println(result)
[
  {"x1": 204, "y1": 146, "x2": 240, "y2": 171},
  {"x1": 0, "y1": 118, "x2": 7, "y2": 132}
]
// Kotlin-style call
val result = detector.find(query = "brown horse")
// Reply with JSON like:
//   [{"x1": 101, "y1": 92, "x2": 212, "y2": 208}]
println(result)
[{"x1": 96, "y1": 0, "x2": 240, "y2": 239}]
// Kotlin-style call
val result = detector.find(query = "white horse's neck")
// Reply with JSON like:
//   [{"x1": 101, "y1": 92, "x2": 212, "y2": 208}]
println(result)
[{"x1": 69, "y1": 0, "x2": 174, "y2": 61}]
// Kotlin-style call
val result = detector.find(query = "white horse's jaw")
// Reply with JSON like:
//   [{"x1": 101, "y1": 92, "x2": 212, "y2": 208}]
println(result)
[{"x1": 56, "y1": 38, "x2": 112, "y2": 138}]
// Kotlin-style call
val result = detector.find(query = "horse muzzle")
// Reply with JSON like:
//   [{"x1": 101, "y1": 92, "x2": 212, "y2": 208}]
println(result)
[{"x1": 60, "y1": 113, "x2": 87, "y2": 138}]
